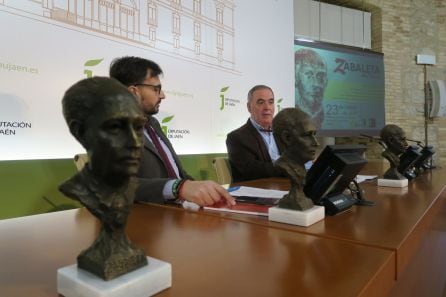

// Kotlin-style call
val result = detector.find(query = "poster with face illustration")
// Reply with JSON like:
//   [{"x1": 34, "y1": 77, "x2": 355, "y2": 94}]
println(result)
[{"x1": 294, "y1": 39, "x2": 385, "y2": 136}]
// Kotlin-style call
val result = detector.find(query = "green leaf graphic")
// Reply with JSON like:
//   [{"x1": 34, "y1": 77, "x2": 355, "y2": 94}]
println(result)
[
  {"x1": 220, "y1": 86, "x2": 229, "y2": 93},
  {"x1": 161, "y1": 126, "x2": 168, "y2": 136},
  {"x1": 84, "y1": 59, "x2": 104, "y2": 67},
  {"x1": 277, "y1": 98, "x2": 283, "y2": 103},
  {"x1": 220, "y1": 94, "x2": 225, "y2": 110},
  {"x1": 84, "y1": 69, "x2": 93, "y2": 78},
  {"x1": 162, "y1": 115, "x2": 174, "y2": 123}
]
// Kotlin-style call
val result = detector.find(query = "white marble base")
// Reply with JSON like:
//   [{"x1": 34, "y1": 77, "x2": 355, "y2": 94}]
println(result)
[
  {"x1": 57, "y1": 257, "x2": 171, "y2": 297},
  {"x1": 377, "y1": 178, "x2": 408, "y2": 188},
  {"x1": 377, "y1": 185, "x2": 409, "y2": 195},
  {"x1": 268, "y1": 205, "x2": 325, "y2": 227}
]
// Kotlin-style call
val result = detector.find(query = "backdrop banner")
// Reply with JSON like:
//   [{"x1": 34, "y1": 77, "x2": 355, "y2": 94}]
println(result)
[{"x1": 0, "y1": 0, "x2": 294, "y2": 160}]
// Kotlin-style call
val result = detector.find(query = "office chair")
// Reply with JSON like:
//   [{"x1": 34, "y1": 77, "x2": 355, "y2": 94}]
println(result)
[
  {"x1": 73, "y1": 153, "x2": 88, "y2": 171},
  {"x1": 212, "y1": 157, "x2": 232, "y2": 185}
]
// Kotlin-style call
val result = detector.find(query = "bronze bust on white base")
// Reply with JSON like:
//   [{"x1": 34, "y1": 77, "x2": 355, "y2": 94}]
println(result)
[
  {"x1": 380, "y1": 124, "x2": 408, "y2": 180},
  {"x1": 273, "y1": 108, "x2": 319, "y2": 211},
  {"x1": 59, "y1": 77, "x2": 148, "y2": 280}
]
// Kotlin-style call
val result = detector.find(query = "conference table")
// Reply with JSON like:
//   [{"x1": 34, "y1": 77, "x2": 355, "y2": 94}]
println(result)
[
  {"x1": 0, "y1": 202, "x2": 394, "y2": 297},
  {"x1": 0, "y1": 163, "x2": 445, "y2": 296},
  {"x1": 201, "y1": 163, "x2": 446, "y2": 297}
]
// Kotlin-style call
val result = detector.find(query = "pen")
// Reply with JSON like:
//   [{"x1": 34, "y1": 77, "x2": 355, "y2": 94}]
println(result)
[
  {"x1": 227, "y1": 186, "x2": 240, "y2": 192},
  {"x1": 182, "y1": 201, "x2": 200, "y2": 211}
]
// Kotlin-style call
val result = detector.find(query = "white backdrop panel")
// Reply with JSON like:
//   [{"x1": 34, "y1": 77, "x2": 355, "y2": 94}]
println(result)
[{"x1": 0, "y1": 0, "x2": 294, "y2": 160}]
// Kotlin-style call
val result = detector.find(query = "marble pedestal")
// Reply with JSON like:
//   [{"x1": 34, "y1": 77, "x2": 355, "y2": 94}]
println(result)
[
  {"x1": 377, "y1": 178, "x2": 408, "y2": 188},
  {"x1": 58, "y1": 257, "x2": 171, "y2": 297},
  {"x1": 269, "y1": 205, "x2": 325, "y2": 227}
]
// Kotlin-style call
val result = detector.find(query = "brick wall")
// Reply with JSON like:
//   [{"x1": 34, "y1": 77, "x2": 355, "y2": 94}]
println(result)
[{"x1": 324, "y1": 0, "x2": 446, "y2": 164}]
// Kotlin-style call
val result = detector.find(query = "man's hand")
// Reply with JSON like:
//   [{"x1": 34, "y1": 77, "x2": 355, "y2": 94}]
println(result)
[{"x1": 180, "y1": 180, "x2": 236, "y2": 207}]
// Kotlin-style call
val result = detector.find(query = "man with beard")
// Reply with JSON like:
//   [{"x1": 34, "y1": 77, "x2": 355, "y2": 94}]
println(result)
[
  {"x1": 110, "y1": 56, "x2": 234, "y2": 207},
  {"x1": 295, "y1": 48, "x2": 328, "y2": 129}
]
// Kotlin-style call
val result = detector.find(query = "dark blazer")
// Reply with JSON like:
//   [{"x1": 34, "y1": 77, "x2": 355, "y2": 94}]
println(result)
[
  {"x1": 135, "y1": 117, "x2": 192, "y2": 203},
  {"x1": 226, "y1": 119, "x2": 285, "y2": 182}
]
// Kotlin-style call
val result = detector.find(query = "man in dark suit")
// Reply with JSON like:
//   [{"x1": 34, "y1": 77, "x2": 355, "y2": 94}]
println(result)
[
  {"x1": 226, "y1": 85, "x2": 286, "y2": 182},
  {"x1": 110, "y1": 56, "x2": 234, "y2": 206}
]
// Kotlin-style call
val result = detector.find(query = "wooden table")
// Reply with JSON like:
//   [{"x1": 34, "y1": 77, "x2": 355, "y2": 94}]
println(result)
[
  {"x1": 0, "y1": 204, "x2": 395, "y2": 297},
  {"x1": 197, "y1": 164, "x2": 446, "y2": 296}
]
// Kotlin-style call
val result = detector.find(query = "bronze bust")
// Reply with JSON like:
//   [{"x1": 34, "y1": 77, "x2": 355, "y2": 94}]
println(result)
[
  {"x1": 380, "y1": 124, "x2": 408, "y2": 180},
  {"x1": 273, "y1": 108, "x2": 319, "y2": 211},
  {"x1": 59, "y1": 77, "x2": 148, "y2": 280}
]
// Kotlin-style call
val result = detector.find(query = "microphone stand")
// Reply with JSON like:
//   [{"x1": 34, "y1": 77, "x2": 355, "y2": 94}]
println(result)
[
  {"x1": 348, "y1": 179, "x2": 375, "y2": 206},
  {"x1": 359, "y1": 134, "x2": 387, "y2": 150},
  {"x1": 406, "y1": 138, "x2": 435, "y2": 170},
  {"x1": 406, "y1": 138, "x2": 424, "y2": 148}
]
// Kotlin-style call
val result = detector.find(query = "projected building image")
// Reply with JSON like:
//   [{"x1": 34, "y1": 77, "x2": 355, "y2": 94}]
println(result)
[{"x1": 0, "y1": 0, "x2": 236, "y2": 71}]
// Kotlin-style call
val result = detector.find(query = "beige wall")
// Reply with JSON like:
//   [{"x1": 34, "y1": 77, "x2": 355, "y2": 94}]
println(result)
[{"x1": 325, "y1": 0, "x2": 446, "y2": 163}]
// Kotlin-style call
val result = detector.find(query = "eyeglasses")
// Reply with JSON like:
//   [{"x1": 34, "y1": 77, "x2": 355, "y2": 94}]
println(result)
[{"x1": 134, "y1": 83, "x2": 162, "y2": 95}]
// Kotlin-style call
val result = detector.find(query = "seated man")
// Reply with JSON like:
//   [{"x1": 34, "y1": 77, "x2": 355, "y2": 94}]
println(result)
[
  {"x1": 110, "y1": 56, "x2": 234, "y2": 207},
  {"x1": 226, "y1": 85, "x2": 286, "y2": 182}
]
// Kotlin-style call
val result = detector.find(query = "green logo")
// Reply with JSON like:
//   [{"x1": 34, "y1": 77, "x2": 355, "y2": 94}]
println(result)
[
  {"x1": 219, "y1": 86, "x2": 230, "y2": 110},
  {"x1": 83, "y1": 58, "x2": 103, "y2": 78},
  {"x1": 277, "y1": 98, "x2": 283, "y2": 112},
  {"x1": 161, "y1": 115, "x2": 174, "y2": 136}
]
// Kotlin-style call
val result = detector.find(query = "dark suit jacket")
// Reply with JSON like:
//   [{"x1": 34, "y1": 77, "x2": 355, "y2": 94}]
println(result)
[
  {"x1": 226, "y1": 119, "x2": 285, "y2": 182},
  {"x1": 135, "y1": 117, "x2": 192, "y2": 203}
]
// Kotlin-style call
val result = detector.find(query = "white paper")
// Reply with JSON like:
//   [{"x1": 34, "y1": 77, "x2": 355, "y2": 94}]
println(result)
[
  {"x1": 355, "y1": 175, "x2": 378, "y2": 183},
  {"x1": 228, "y1": 186, "x2": 288, "y2": 199}
]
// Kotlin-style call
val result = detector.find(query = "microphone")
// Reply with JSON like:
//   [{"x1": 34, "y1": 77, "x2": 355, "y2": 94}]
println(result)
[
  {"x1": 359, "y1": 134, "x2": 378, "y2": 140},
  {"x1": 404, "y1": 139, "x2": 435, "y2": 170},
  {"x1": 360, "y1": 134, "x2": 387, "y2": 149},
  {"x1": 406, "y1": 138, "x2": 425, "y2": 148}
]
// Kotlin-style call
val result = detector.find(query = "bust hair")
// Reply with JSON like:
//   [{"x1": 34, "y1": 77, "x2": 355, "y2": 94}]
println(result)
[
  {"x1": 62, "y1": 76, "x2": 131, "y2": 132},
  {"x1": 272, "y1": 107, "x2": 310, "y2": 142},
  {"x1": 380, "y1": 124, "x2": 404, "y2": 143}
]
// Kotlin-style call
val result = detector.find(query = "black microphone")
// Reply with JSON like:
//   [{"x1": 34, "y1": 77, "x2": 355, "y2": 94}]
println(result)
[
  {"x1": 359, "y1": 134, "x2": 378, "y2": 140},
  {"x1": 404, "y1": 139, "x2": 435, "y2": 170},
  {"x1": 405, "y1": 138, "x2": 425, "y2": 148},
  {"x1": 360, "y1": 134, "x2": 387, "y2": 149}
]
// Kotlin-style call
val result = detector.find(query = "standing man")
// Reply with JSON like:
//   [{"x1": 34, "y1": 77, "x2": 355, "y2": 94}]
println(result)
[
  {"x1": 110, "y1": 56, "x2": 234, "y2": 207},
  {"x1": 226, "y1": 85, "x2": 286, "y2": 182},
  {"x1": 295, "y1": 48, "x2": 328, "y2": 129}
]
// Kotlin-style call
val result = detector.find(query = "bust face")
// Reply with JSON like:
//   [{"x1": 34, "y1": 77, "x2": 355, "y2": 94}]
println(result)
[
  {"x1": 387, "y1": 129, "x2": 408, "y2": 155},
  {"x1": 283, "y1": 118, "x2": 319, "y2": 164},
  {"x1": 83, "y1": 93, "x2": 146, "y2": 183}
]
